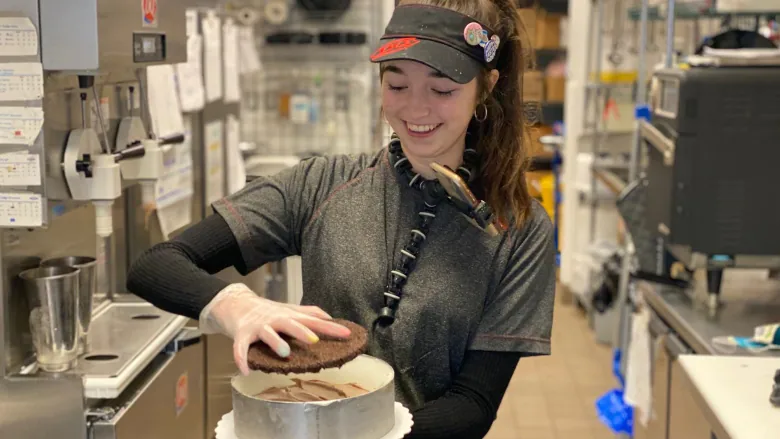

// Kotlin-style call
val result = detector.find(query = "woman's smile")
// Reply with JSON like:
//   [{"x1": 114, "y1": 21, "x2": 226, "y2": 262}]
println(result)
[{"x1": 405, "y1": 121, "x2": 443, "y2": 138}]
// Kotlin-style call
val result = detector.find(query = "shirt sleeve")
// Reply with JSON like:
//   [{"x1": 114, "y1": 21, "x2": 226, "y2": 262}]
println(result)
[
  {"x1": 211, "y1": 155, "x2": 368, "y2": 273},
  {"x1": 406, "y1": 350, "x2": 521, "y2": 439},
  {"x1": 469, "y1": 202, "x2": 557, "y2": 355}
]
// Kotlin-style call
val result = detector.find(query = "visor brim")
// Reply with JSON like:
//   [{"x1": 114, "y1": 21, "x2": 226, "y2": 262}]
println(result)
[{"x1": 370, "y1": 38, "x2": 483, "y2": 85}]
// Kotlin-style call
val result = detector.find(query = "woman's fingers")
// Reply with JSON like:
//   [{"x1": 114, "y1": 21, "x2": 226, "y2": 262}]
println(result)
[
  {"x1": 256, "y1": 324, "x2": 291, "y2": 358},
  {"x1": 233, "y1": 324, "x2": 291, "y2": 375},
  {"x1": 293, "y1": 314, "x2": 352, "y2": 338},
  {"x1": 281, "y1": 303, "x2": 333, "y2": 320},
  {"x1": 233, "y1": 333, "x2": 253, "y2": 376},
  {"x1": 296, "y1": 305, "x2": 333, "y2": 320},
  {"x1": 273, "y1": 318, "x2": 321, "y2": 345}
]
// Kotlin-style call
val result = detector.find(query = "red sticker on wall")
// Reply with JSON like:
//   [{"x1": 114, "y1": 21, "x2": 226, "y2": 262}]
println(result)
[
  {"x1": 142, "y1": 0, "x2": 158, "y2": 27},
  {"x1": 370, "y1": 38, "x2": 421, "y2": 61},
  {"x1": 175, "y1": 372, "x2": 188, "y2": 416}
]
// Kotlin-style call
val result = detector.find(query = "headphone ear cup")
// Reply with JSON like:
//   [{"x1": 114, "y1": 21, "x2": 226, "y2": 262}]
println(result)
[{"x1": 296, "y1": 0, "x2": 352, "y2": 20}]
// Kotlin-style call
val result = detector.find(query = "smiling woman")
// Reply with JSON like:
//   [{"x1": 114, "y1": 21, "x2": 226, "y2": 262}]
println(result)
[
  {"x1": 373, "y1": 0, "x2": 534, "y2": 227},
  {"x1": 126, "y1": 1, "x2": 555, "y2": 439},
  {"x1": 379, "y1": 61, "x2": 485, "y2": 178}
]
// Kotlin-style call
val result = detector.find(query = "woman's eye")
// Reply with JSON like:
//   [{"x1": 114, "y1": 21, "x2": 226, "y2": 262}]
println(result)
[
  {"x1": 388, "y1": 84, "x2": 407, "y2": 92},
  {"x1": 433, "y1": 89, "x2": 455, "y2": 96}
]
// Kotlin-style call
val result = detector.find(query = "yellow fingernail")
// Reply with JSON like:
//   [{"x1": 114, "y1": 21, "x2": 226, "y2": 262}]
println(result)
[{"x1": 309, "y1": 334, "x2": 320, "y2": 343}]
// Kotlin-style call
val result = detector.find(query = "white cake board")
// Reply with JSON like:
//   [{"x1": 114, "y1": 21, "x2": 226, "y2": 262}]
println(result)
[{"x1": 215, "y1": 401, "x2": 414, "y2": 439}]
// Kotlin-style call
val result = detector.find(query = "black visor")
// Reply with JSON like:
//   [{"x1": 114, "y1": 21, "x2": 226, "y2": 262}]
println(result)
[{"x1": 369, "y1": 5, "x2": 501, "y2": 84}]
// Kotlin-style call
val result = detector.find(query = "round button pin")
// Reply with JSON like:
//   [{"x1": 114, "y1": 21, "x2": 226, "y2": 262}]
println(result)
[
  {"x1": 478, "y1": 30, "x2": 489, "y2": 47},
  {"x1": 484, "y1": 40, "x2": 498, "y2": 63},
  {"x1": 490, "y1": 34, "x2": 501, "y2": 49},
  {"x1": 463, "y1": 22, "x2": 483, "y2": 46}
]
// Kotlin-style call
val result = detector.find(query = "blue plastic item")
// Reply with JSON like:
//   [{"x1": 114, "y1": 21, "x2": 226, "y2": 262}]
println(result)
[
  {"x1": 634, "y1": 105, "x2": 651, "y2": 121},
  {"x1": 596, "y1": 388, "x2": 634, "y2": 435},
  {"x1": 613, "y1": 349, "x2": 625, "y2": 388}
]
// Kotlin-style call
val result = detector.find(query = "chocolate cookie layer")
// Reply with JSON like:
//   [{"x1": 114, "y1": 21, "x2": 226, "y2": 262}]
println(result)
[{"x1": 247, "y1": 319, "x2": 368, "y2": 374}]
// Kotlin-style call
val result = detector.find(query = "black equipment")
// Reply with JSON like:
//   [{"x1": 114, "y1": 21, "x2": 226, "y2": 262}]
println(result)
[{"x1": 643, "y1": 66, "x2": 780, "y2": 309}]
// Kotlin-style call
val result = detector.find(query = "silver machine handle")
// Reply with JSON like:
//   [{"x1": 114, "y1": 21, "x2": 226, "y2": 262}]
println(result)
[
  {"x1": 164, "y1": 328, "x2": 203, "y2": 354},
  {"x1": 639, "y1": 119, "x2": 675, "y2": 166}
]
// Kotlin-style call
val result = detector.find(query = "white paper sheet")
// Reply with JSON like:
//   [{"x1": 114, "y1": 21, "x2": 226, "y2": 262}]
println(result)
[
  {"x1": 202, "y1": 12, "x2": 223, "y2": 103},
  {"x1": 146, "y1": 64, "x2": 185, "y2": 139},
  {"x1": 0, "y1": 63, "x2": 43, "y2": 101},
  {"x1": 0, "y1": 17, "x2": 38, "y2": 57},
  {"x1": 175, "y1": 35, "x2": 206, "y2": 112},
  {"x1": 0, "y1": 152, "x2": 40, "y2": 186},
  {"x1": 155, "y1": 117, "x2": 194, "y2": 239},
  {"x1": 238, "y1": 26, "x2": 262, "y2": 74},
  {"x1": 155, "y1": 129, "x2": 194, "y2": 208},
  {"x1": 158, "y1": 198, "x2": 192, "y2": 239},
  {"x1": 225, "y1": 114, "x2": 245, "y2": 194},
  {"x1": 0, "y1": 192, "x2": 42, "y2": 227},
  {"x1": 0, "y1": 106, "x2": 43, "y2": 145},
  {"x1": 185, "y1": 9, "x2": 198, "y2": 37},
  {"x1": 624, "y1": 307, "x2": 653, "y2": 426},
  {"x1": 223, "y1": 18, "x2": 241, "y2": 104},
  {"x1": 204, "y1": 119, "x2": 224, "y2": 204}
]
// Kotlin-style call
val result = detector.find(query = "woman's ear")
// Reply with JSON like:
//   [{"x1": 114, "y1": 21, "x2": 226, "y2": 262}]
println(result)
[{"x1": 488, "y1": 69, "x2": 500, "y2": 93}]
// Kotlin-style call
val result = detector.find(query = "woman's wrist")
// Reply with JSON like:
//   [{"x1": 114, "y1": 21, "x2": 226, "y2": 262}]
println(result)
[{"x1": 199, "y1": 283, "x2": 256, "y2": 335}]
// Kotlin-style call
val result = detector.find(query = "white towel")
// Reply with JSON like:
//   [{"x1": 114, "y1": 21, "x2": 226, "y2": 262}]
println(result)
[{"x1": 623, "y1": 306, "x2": 653, "y2": 426}]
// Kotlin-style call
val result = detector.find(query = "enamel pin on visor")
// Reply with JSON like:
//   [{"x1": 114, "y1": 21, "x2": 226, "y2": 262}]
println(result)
[
  {"x1": 369, "y1": 5, "x2": 502, "y2": 84},
  {"x1": 463, "y1": 21, "x2": 501, "y2": 63}
]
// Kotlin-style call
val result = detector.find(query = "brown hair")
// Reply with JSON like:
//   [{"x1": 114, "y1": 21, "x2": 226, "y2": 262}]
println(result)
[{"x1": 394, "y1": 0, "x2": 535, "y2": 228}]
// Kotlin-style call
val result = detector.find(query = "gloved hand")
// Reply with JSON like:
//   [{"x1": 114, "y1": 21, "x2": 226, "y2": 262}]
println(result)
[{"x1": 199, "y1": 283, "x2": 352, "y2": 375}]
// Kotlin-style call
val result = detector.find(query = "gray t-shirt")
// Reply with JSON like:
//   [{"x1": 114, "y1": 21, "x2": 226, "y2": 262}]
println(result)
[{"x1": 212, "y1": 147, "x2": 556, "y2": 410}]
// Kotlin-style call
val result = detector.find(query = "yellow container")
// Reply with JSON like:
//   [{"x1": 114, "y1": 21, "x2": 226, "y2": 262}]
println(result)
[{"x1": 539, "y1": 172, "x2": 556, "y2": 222}]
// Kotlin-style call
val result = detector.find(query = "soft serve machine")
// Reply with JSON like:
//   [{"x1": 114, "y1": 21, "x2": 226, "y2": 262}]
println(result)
[{"x1": 0, "y1": 1, "x2": 206, "y2": 438}]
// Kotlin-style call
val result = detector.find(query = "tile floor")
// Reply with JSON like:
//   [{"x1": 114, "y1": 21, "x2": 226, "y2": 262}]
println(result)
[{"x1": 485, "y1": 289, "x2": 618, "y2": 439}]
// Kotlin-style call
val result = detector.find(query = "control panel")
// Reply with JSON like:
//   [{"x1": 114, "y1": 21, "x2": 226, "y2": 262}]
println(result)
[{"x1": 133, "y1": 33, "x2": 167, "y2": 63}]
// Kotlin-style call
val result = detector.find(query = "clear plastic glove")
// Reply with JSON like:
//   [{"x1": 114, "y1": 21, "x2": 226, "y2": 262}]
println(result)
[{"x1": 199, "y1": 283, "x2": 352, "y2": 375}]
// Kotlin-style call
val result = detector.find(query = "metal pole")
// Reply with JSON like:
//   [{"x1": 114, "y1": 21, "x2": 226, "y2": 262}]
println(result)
[
  {"x1": 589, "y1": 0, "x2": 606, "y2": 244},
  {"x1": 616, "y1": 0, "x2": 652, "y2": 382},
  {"x1": 627, "y1": 0, "x2": 649, "y2": 183},
  {"x1": 665, "y1": 0, "x2": 676, "y2": 68}
]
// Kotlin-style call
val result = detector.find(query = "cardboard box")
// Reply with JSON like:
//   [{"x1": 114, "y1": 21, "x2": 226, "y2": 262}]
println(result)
[
  {"x1": 517, "y1": 8, "x2": 536, "y2": 46},
  {"x1": 523, "y1": 70, "x2": 544, "y2": 102},
  {"x1": 535, "y1": 11, "x2": 562, "y2": 49},
  {"x1": 545, "y1": 75, "x2": 566, "y2": 102}
]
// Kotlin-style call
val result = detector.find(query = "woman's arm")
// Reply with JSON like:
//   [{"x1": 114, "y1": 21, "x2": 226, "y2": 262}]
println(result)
[
  {"x1": 407, "y1": 350, "x2": 521, "y2": 439},
  {"x1": 126, "y1": 213, "x2": 246, "y2": 320}
]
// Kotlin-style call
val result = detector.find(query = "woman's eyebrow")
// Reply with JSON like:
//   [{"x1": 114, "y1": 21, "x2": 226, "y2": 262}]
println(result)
[
  {"x1": 381, "y1": 65, "x2": 405, "y2": 75},
  {"x1": 380, "y1": 64, "x2": 450, "y2": 79}
]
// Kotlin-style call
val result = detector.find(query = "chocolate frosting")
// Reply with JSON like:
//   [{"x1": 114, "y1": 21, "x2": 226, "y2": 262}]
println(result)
[{"x1": 255, "y1": 378, "x2": 369, "y2": 402}]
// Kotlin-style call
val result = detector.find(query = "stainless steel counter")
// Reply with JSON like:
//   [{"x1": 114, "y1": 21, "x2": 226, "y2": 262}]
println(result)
[{"x1": 638, "y1": 270, "x2": 780, "y2": 356}]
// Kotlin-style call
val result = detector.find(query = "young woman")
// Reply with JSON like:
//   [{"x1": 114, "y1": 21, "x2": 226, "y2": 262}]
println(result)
[{"x1": 127, "y1": 0, "x2": 556, "y2": 437}]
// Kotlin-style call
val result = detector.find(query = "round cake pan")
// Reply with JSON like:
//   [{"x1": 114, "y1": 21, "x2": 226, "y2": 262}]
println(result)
[{"x1": 232, "y1": 354, "x2": 395, "y2": 439}]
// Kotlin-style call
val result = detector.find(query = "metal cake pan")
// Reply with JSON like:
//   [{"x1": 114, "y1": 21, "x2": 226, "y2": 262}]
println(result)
[{"x1": 231, "y1": 354, "x2": 395, "y2": 439}]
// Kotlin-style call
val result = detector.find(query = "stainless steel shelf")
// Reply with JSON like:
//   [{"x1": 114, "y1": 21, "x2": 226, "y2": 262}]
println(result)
[
  {"x1": 73, "y1": 302, "x2": 188, "y2": 399},
  {"x1": 628, "y1": 6, "x2": 780, "y2": 21}
]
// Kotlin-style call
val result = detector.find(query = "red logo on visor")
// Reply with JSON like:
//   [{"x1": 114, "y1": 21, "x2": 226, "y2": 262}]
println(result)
[{"x1": 371, "y1": 38, "x2": 421, "y2": 61}]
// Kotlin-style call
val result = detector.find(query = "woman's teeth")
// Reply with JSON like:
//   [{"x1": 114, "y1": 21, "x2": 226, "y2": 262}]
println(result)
[{"x1": 407, "y1": 123, "x2": 439, "y2": 133}]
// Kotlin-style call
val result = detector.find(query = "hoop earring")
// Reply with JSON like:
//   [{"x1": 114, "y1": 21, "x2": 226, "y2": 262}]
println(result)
[{"x1": 474, "y1": 103, "x2": 488, "y2": 122}]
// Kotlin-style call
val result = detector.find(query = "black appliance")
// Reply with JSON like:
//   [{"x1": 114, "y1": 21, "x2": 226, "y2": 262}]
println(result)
[{"x1": 643, "y1": 66, "x2": 780, "y2": 309}]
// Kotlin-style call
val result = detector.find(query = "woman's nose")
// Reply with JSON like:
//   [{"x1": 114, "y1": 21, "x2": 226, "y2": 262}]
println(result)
[{"x1": 404, "y1": 93, "x2": 432, "y2": 119}]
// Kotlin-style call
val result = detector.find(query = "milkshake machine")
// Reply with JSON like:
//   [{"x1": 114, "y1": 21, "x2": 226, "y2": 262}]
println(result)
[{"x1": 0, "y1": 1, "x2": 205, "y2": 439}]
